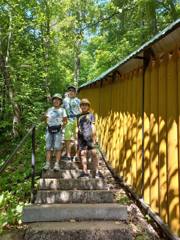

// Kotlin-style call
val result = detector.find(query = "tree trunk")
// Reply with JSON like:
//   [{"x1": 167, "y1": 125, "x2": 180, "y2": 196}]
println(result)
[
  {"x1": 74, "y1": 38, "x2": 81, "y2": 87},
  {"x1": 0, "y1": 55, "x2": 21, "y2": 137},
  {"x1": 43, "y1": 0, "x2": 51, "y2": 100},
  {"x1": 0, "y1": 82, "x2": 6, "y2": 121},
  {"x1": 0, "y1": 11, "x2": 21, "y2": 137}
]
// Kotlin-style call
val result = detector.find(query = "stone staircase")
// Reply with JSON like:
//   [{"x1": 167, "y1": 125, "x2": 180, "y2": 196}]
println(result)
[{"x1": 23, "y1": 159, "x2": 133, "y2": 240}]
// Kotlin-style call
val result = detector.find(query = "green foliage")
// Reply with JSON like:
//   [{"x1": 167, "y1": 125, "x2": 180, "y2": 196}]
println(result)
[
  {"x1": 0, "y1": 124, "x2": 45, "y2": 233},
  {"x1": 82, "y1": 0, "x2": 180, "y2": 82},
  {"x1": 115, "y1": 194, "x2": 132, "y2": 205},
  {"x1": 0, "y1": 191, "x2": 24, "y2": 233}
]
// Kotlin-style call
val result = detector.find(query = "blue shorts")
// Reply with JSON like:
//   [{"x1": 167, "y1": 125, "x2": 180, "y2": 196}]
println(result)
[{"x1": 46, "y1": 129, "x2": 63, "y2": 151}]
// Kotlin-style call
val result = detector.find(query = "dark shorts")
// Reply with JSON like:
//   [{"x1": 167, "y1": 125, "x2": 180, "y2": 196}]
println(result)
[{"x1": 78, "y1": 134, "x2": 94, "y2": 150}]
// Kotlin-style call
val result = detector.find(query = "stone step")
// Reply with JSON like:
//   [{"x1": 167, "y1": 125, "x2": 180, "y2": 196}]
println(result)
[
  {"x1": 35, "y1": 190, "x2": 114, "y2": 204},
  {"x1": 24, "y1": 221, "x2": 132, "y2": 240},
  {"x1": 48, "y1": 160, "x2": 79, "y2": 170},
  {"x1": 22, "y1": 203, "x2": 128, "y2": 223},
  {"x1": 39, "y1": 178, "x2": 106, "y2": 190},
  {"x1": 42, "y1": 169, "x2": 93, "y2": 179}
]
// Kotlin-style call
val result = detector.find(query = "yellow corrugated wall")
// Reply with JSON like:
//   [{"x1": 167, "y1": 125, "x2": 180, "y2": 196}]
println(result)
[{"x1": 78, "y1": 48, "x2": 180, "y2": 236}]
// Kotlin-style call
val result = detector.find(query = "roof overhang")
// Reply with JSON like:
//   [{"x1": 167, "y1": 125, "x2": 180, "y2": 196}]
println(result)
[{"x1": 79, "y1": 19, "x2": 180, "y2": 90}]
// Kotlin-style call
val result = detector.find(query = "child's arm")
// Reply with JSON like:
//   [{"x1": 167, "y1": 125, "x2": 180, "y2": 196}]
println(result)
[
  {"x1": 62, "y1": 117, "x2": 67, "y2": 127},
  {"x1": 62, "y1": 108, "x2": 68, "y2": 127},
  {"x1": 92, "y1": 123, "x2": 97, "y2": 144}
]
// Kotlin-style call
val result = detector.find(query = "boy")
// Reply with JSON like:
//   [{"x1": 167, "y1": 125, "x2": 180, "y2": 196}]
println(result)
[
  {"x1": 63, "y1": 85, "x2": 81, "y2": 160},
  {"x1": 43, "y1": 93, "x2": 67, "y2": 171},
  {"x1": 77, "y1": 98, "x2": 100, "y2": 178}
]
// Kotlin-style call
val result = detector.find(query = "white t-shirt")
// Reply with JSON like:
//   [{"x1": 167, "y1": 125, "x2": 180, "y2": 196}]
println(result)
[
  {"x1": 63, "y1": 97, "x2": 81, "y2": 120},
  {"x1": 46, "y1": 107, "x2": 67, "y2": 126}
]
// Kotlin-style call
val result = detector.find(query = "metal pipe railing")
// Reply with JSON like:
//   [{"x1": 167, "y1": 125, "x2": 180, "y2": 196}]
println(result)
[
  {"x1": 0, "y1": 124, "x2": 37, "y2": 203},
  {"x1": 0, "y1": 125, "x2": 35, "y2": 174},
  {"x1": 31, "y1": 126, "x2": 36, "y2": 203}
]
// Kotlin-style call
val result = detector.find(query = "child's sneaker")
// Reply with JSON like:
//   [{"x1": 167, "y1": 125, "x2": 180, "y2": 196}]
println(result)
[
  {"x1": 95, "y1": 171, "x2": 103, "y2": 179},
  {"x1": 43, "y1": 161, "x2": 50, "y2": 171},
  {"x1": 64, "y1": 156, "x2": 71, "y2": 161},
  {"x1": 78, "y1": 171, "x2": 89, "y2": 178},
  {"x1": 53, "y1": 162, "x2": 60, "y2": 171},
  {"x1": 72, "y1": 156, "x2": 79, "y2": 162}
]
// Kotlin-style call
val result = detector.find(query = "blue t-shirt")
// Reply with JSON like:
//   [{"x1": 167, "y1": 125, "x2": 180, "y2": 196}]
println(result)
[{"x1": 46, "y1": 107, "x2": 67, "y2": 126}]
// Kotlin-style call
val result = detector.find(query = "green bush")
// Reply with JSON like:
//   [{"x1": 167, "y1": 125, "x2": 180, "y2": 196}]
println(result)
[
  {"x1": 0, "y1": 125, "x2": 45, "y2": 233},
  {"x1": 0, "y1": 191, "x2": 27, "y2": 233}
]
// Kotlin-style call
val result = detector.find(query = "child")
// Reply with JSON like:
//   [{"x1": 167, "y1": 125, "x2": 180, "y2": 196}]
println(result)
[
  {"x1": 43, "y1": 93, "x2": 67, "y2": 171},
  {"x1": 77, "y1": 98, "x2": 100, "y2": 178},
  {"x1": 63, "y1": 85, "x2": 81, "y2": 160}
]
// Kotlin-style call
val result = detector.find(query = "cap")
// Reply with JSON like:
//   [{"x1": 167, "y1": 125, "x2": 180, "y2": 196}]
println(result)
[
  {"x1": 80, "y1": 98, "x2": 91, "y2": 106},
  {"x1": 52, "y1": 93, "x2": 62, "y2": 101},
  {"x1": 67, "y1": 85, "x2": 77, "y2": 92}
]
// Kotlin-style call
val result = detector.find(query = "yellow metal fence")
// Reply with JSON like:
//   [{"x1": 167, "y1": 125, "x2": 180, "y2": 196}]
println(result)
[{"x1": 79, "y1": 49, "x2": 180, "y2": 236}]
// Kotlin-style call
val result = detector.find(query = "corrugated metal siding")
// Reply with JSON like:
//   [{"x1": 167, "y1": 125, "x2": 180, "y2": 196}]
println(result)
[{"x1": 78, "y1": 48, "x2": 180, "y2": 236}]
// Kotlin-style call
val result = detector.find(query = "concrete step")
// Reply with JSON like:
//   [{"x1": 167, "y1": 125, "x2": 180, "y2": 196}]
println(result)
[
  {"x1": 48, "y1": 160, "x2": 95, "y2": 170},
  {"x1": 39, "y1": 178, "x2": 106, "y2": 190},
  {"x1": 22, "y1": 203, "x2": 128, "y2": 223},
  {"x1": 24, "y1": 221, "x2": 132, "y2": 240},
  {"x1": 35, "y1": 190, "x2": 114, "y2": 204},
  {"x1": 42, "y1": 169, "x2": 93, "y2": 179}
]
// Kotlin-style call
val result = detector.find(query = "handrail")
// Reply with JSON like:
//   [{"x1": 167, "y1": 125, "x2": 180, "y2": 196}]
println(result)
[
  {"x1": 0, "y1": 123, "x2": 40, "y2": 203},
  {"x1": 31, "y1": 126, "x2": 36, "y2": 203},
  {"x1": 0, "y1": 125, "x2": 35, "y2": 174}
]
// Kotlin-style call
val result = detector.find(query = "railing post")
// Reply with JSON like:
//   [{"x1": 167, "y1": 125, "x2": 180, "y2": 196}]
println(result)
[{"x1": 31, "y1": 125, "x2": 36, "y2": 203}]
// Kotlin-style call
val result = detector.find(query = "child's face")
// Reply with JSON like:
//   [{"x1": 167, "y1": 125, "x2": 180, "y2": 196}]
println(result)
[
  {"x1": 68, "y1": 89, "x2": 76, "y2": 98},
  {"x1": 80, "y1": 103, "x2": 89, "y2": 113},
  {"x1": 53, "y1": 98, "x2": 61, "y2": 108}
]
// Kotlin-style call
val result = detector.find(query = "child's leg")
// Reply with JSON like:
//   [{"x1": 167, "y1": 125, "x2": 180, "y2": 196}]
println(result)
[
  {"x1": 53, "y1": 132, "x2": 63, "y2": 171},
  {"x1": 55, "y1": 150, "x2": 61, "y2": 162},
  {"x1": 64, "y1": 120, "x2": 77, "y2": 159},
  {"x1": 73, "y1": 121, "x2": 78, "y2": 159},
  {"x1": 44, "y1": 131, "x2": 53, "y2": 170},
  {"x1": 46, "y1": 150, "x2": 51, "y2": 162},
  {"x1": 80, "y1": 150, "x2": 88, "y2": 173},
  {"x1": 46, "y1": 130, "x2": 53, "y2": 161},
  {"x1": 91, "y1": 148, "x2": 99, "y2": 173},
  {"x1": 65, "y1": 140, "x2": 73, "y2": 158}
]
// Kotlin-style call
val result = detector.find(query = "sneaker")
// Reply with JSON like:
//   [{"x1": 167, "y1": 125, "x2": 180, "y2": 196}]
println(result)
[
  {"x1": 64, "y1": 156, "x2": 71, "y2": 161},
  {"x1": 95, "y1": 171, "x2": 103, "y2": 179},
  {"x1": 72, "y1": 156, "x2": 79, "y2": 162},
  {"x1": 78, "y1": 171, "x2": 89, "y2": 178},
  {"x1": 43, "y1": 161, "x2": 50, "y2": 171},
  {"x1": 53, "y1": 162, "x2": 60, "y2": 171}
]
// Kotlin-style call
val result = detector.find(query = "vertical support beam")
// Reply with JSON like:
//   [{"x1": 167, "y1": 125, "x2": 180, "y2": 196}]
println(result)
[
  {"x1": 141, "y1": 61, "x2": 145, "y2": 198},
  {"x1": 141, "y1": 49, "x2": 153, "y2": 197}
]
